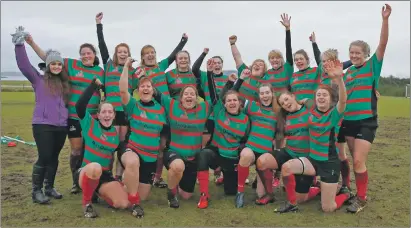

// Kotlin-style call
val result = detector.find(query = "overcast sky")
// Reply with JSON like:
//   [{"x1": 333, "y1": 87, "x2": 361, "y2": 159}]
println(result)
[{"x1": 1, "y1": 1, "x2": 410, "y2": 78}]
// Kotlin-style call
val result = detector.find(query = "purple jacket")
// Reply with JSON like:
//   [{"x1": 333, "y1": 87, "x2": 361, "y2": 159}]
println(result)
[{"x1": 15, "y1": 44, "x2": 68, "y2": 127}]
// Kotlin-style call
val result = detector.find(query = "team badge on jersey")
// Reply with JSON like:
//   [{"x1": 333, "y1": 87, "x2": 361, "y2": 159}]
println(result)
[
  {"x1": 176, "y1": 78, "x2": 182, "y2": 84},
  {"x1": 100, "y1": 134, "x2": 107, "y2": 141},
  {"x1": 76, "y1": 71, "x2": 84, "y2": 77},
  {"x1": 346, "y1": 74, "x2": 352, "y2": 80},
  {"x1": 180, "y1": 113, "x2": 188, "y2": 119},
  {"x1": 140, "y1": 111, "x2": 147, "y2": 118},
  {"x1": 224, "y1": 118, "x2": 231, "y2": 125},
  {"x1": 286, "y1": 120, "x2": 291, "y2": 126}
]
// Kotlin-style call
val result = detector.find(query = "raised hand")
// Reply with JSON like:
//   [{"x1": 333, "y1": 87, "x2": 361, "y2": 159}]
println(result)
[
  {"x1": 203, "y1": 48, "x2": 209, "y2": 54},
  {"x1": 135, "y1": 68, "x2": 146, "y2": 79},
  {"x1": 280, "y1": 13, "x2": 291, "y2": 29},
  {"x1": 240, "y1": 69, "x2": 251, "y2": 80},
  {"x1": 228, "y1": 73, "x2": 238, "y2": 82},
  {"x1": 382, "y1": 3, "x2": 392, "y2": 19},
  {"x1": 11, "y1": 26, "x2": 29, "y2": 45},
  {"x1": 24, "y1": 34, "x2": 33, "y2": 45},
  {"x1": 229, "y1": 35, "x2": 237, "y2": 45},
  {"x1": 206, "y1": 58, "x2": 214, "y2": 72},
  {"x1": 95, "y1": 78, "x2": 103, "y2": 86},
  {"x1": 324, "y1": 60, "x2": 343, "y2": 79},
  {"x1": 96, "y1": 12, "x2": 103, "y2": 24},
  {"x1": 309, "y1": 32, "x2": 316, "y2": 43},
  {"x1": 125, "y1": 57, "x2": 135, "y2": 67},
  {"x1": 182, "y1": 33, "x2": 188, "y2": 39}
]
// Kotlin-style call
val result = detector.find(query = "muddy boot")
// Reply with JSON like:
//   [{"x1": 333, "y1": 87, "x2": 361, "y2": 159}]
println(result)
[
  {"x1": 44, "y1": 163, "x2": 63, "y2": 199},
  {"x1": 32, "y1": 165, "x2": 50, "y2": 204}
]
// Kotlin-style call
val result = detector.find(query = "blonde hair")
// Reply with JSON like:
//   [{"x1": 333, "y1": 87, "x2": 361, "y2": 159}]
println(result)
[
  {"x1": 175, "y1": 50, "x2": 192, "y2": 72},
  {"x1": 250, "y1": 59, "x2": 267, "y2": 76},
  {"x1": 321, "y1": 49, "x2": 339, "y2": 72},
  {"x1": 268, "y1": 50, "x2": 285, "y2": 65},
  {"x1": 140, "y1": 45, "x2": 158, "y2": 67},
  {"x1": 349, "y1": 40, "x2": 371, "y2": 57}
]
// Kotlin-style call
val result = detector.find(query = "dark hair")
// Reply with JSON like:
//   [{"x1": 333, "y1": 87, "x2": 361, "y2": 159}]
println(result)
[
  {"x1": 44, "y1": 66, "x2": 70, "y2": 106},
  {"x1": 293, "y1": 49, "x2": 310, "y2": 64},
  {"x1": 212, "y1": 56, "x2": 223, "y2": 64},
  {"x1": 79, "y1": 43, "x2": 100, "y2": 66}
]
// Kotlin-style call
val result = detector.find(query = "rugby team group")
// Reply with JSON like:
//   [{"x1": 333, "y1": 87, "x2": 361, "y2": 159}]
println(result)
[{"x1": 10, "y1": 3, "x2": 391, "y2": 219}]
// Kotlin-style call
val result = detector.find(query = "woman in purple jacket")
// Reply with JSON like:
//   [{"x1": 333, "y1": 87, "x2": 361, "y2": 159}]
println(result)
[{"x1": 12, "y1": 27, "x2": 70, "y2": 204}]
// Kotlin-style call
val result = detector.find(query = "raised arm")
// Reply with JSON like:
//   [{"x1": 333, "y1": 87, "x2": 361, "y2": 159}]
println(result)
[
  {"x1": 166, "y1": 33, "x2": 188, "y2": 66},
  {"x1": 326, "y1": 60, "x2": 346, "y2": 113},
  {"x1": 280, "y1": 13, "x2": 293, "y2": 64},
  {"x1": 120, "y1": 57, "x2": 135, "y2": 105},
  {"x1": 229, "y1": 35, "x2": 245, "y2": 69},
  {"x1": 219, "y1": 73, "x2": 239, "y2": 100},
  {"x1": 76, "y1": 78, "x2": 102, "y2": 119},
  {"x1": 25, "y1": 35, "x2": 47, "y2": 61},
  {"x1": 192, "y1": 48, "x2": 208, "y2": 78},
  {"x1": 96, "y1": 12, "x2": 110, "y2": 65},
  {"x1": 376, "y1": 4, "x2": 391, "y2": 61},
  {"x1": 232, "y1": 69, "x2": 250, "y2": 92},
  {"x1": 342, "y1": 60, "x2": 353, "y2": 70},
  {"x1": 14, "y1": 43, "x2": 41, "y2": 85},
  {"x1": 310, "y1": 32, "x2": 321, "y2": 66}
]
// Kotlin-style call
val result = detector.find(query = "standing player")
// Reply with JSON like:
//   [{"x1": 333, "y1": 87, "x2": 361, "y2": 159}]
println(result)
[
  {"x1": 74, "y1": 78, "x2": 143, "y2": 218},
  {"x1": 341, "y1": 4, "x2": 391, "y2": 213},
  {"x1": 95, "y1": 12, "x2": 136, "y2": 180},
  {"x1": 12, "y1": 27, "x2": 69, "y2": 203},
  {"x1": 25, "y1": 33, "x2": 105, "y2": 194},
  {"x1": 137, "y1": 34, "x2": 188, "y2": 188}
]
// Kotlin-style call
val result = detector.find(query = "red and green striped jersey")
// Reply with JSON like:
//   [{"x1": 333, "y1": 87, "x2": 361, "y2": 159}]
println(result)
[
  {"x1": 289, "y1": 66, "x2": 323, "y2": 100},
  {"x1": 104, "y1": 60, "x2": 136, "y2": 111},
  {"x1": 236, "y1": 63, "x2": 263, "y2": 102},
  {"x1": 263, "y1": 62, "x2": 294, "y2": 93},
  {"x1": 211, "y1": 100, "x2": 249, "y2": 159},
  {"x1": 133, "y1": 58, "x2": 170, "y2": 98},
  {"x1": 208, "y1": 74, "x2": 229, "y2": 121},
  {"x1": 160, "y1": 95, "x2": 212, "y2": 158},
  {"x1": 166, "y1": 69, "x2": 212, "y2": 104},
  {"x1": 343, "y1": 53, "x2": 382, "y2": 121},
  {"x1": 308, "y1": 107, "x2": 343, "y2": 161},
  {"x1": 284, "y1": 102, "x2": 314, "y2": 158},
  {"x1": 125, "y1": 97, "x2": 166, "y2": 162},
  {"x1": 80, "y1": 112, "x2": 119, "y2": 170},
  {"x1": 65, "y1": 58, "x2": 104, "y2": 120},
  {"x1": 243, "y1": 100, "x2": 277, "y2": 154}
]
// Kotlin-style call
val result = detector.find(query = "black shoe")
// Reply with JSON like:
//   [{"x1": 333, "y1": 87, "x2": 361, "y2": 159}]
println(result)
[
  {"x1": 92, "y1": 193, "x2": 100, "y2": 204},
  {"x1": 153, "y1": 177, "x2": 168, "y2": 188},
  {"x1": 131, "y1": 204, "x2": 144, "y2": 218},
  {"x1": 71, "y1": 184, "x2": 81, "y2": 194},
  {"x1": 44, "y1": 164, "x2": 63, "y2": 199},
  {"x1": 167, "y1": 189, "x2": 179, "y2": 208},
  {"x1": 346, "y1": 197, "x2": 367, "y2": 214},
  {"x1": 235, "y1": 192, "x2": 245, "y2": 208},
  {"x1": 274, "y1": 202, "x2": 299, "y2": 213},
  {"x1": 83, "y1": 204, "x2": 98, "y2": 218},
  {"x1": 32, "y1": 165, "x2": 50, "y2": 204}
]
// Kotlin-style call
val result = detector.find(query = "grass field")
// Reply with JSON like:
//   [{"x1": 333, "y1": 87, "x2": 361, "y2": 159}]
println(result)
[{"x1": 1, "y1": 92, "x2": 410, "y2": 227}]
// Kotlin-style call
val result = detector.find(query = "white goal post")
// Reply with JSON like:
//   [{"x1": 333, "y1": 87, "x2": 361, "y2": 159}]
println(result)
[{"x1": 406, "y1": 84, "x2": 411, "y2": 98}]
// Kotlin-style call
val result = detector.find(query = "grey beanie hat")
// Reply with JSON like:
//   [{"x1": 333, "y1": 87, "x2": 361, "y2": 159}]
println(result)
[{"x1": 45, "y1": 49, "x2": 64, "y2": 67}]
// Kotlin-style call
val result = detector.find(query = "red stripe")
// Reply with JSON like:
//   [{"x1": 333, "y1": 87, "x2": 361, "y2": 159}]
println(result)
[
  {"x1": 247, "y1": 140, "x2": 272, "y2": 152},
  {"x1": 131, "y1": 114, "x2": 164, "y2": 126},
  {"x1": 106, "y1": 92, "x2": 121, "y2": 97},
  {"x1": 249, "y1": 131, "x2": 273, "y2": 141},
  {"x1": 170, "y1": 129, "x2": 203, "y2": 137},
  {"x1": 211, "y1": 139, "x2": 238, "y2": 152},
  {"x1": 346, "y1": 98, "x2": 371, "y2": 104},
  {"x1": 252, "y1": 122, "x2": 275, "y2": 131},
  {"x1": 287, "y1": 145, "x2": 309, "y2": 154},
  {"x1": 82, "y1": 158, "x2": 110, "y2": 171},
  {"x1": 128, "y1": 140, "x2": 159, "y2": 152},
  {"x1": 106, "y1": 82, "x2": 119, "y2": 87},
  {"x1": 217, "y1": 119, "x2": 246, "y2": 136},
  {"x1": 72, "y1": 60, "x2": 104, "y2": 75},
  {"x1": 215, "y1": 131, "x2": 237, "y2": 143},
  {"x1": 309, "y1": 148, "x2": 328, "y2": 157},
  {"x1": 309, "y1": 137, "x2": 329, "y2": 147},
  {"x1": 84, "y1": 145, "x2": 112, "y2": 159},
  {"x1": 344, "y1": 110, "x2": 373, "y2": 116},
  {"x1": 88, "y1": 120, "x2": 118, "y2": 149},
  {"x1": 169, "y1": 141, "x2": 202, "y2": 150},
  {"x1": 131, "y1": 128, "x2": 159, "y2": 138}
]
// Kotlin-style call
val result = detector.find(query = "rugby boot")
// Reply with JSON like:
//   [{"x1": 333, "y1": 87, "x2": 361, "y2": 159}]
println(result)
[
  {"x1": 197, "y1": 193, "x2": 209, "y2": 209},
  {"x1": 167, "y1": 188, "x2": 180, "y2": 208},
  {"x1": 83, "y1": 204, "x2": 98, "y2": 218},
  {"x1": 32, "y1": 165, "x2": 50, "y2": 204},
  {"x1": 274, "y1": 202, "x2": 299, "y2": 213},
  {"x1": 215, "y1": 173, "x2": 224, "y2": 186},
  {"x1": 235, "y1": 192, "x2": 245, "y2": 208},
  {"x1": 153, "y1": 177, "x2": 168, "y2": 188},
  {"x1": 346, "y1": 196, "x2": 367, "y2": 214},
  {"x1": 44, "y1": 164, "x2": 63, "y2": 199},
  {"x1": 255, "y1": 194, "x2": 275, "y2": 205},
  {"x1": 131, "y1": 204, "x2": 144, "y2": 218}
]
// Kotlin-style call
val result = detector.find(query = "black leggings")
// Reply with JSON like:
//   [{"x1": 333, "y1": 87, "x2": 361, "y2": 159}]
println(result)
[{"x1": 32, "y1": 124, "x2": 67, "y2": 168}]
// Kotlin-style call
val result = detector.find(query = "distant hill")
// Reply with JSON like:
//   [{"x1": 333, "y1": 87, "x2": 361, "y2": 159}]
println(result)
[
  {"x1": 223, "y1": 70, "x2": 237, "y2": 75},
  {"x1": 1, "y1": 72, "x2": 24, "y2": 77}
]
